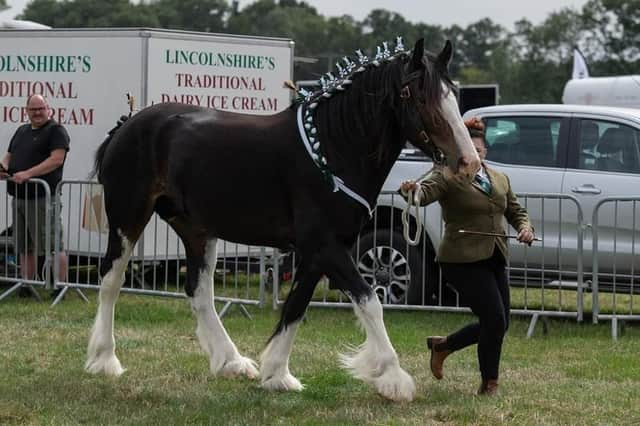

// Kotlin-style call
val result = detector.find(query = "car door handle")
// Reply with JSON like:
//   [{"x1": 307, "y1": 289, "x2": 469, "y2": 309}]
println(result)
[{"x1": 571, "y1": 184, "x2": 602, "y2": 194}]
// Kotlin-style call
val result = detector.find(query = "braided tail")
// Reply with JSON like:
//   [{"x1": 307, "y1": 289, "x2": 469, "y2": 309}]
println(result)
[{"x1": 90, "y1": 115, "x2": 129, "y2": 181}]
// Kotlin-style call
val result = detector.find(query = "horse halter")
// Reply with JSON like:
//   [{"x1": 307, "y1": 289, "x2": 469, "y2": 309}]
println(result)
[{"x1": 400, "y1": 72, "x2": 445, "y2": 165}]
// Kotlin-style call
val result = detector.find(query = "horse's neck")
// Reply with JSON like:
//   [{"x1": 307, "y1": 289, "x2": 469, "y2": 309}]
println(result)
[
  {"x1": 312, "y1": 62, "x2": 406, "y2": 206},
  {"x1": 323, "y1": 120, "x2": 403, "y2": 205}
]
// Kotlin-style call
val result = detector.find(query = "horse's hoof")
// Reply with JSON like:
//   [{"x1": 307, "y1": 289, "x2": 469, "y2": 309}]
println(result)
[
  {"x1": 261, "y1": 373, "x2": 304, "y2": 392},
  {"x1": 374, "y1": 367, "x2": 416, "y2": 402},
  {"x1": 85, "y1": 354, "x2": 126, "y2": 377},
  {"x1": 219, "y1": 356, "x2": 260, "y2": 380}
]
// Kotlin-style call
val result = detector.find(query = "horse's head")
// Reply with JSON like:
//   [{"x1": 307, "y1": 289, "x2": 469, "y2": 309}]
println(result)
[{"x1": 399, "y1": 39, "x2": 480, "y2": 181}]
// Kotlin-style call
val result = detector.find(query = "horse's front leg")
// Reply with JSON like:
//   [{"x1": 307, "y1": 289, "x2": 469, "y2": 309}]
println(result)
[
  {"x1": 260, "y1": 256, "x2": 322, "y2": 391},
  {"x1": 329, "y1": 246, "x2": 416, "y2": 402}
]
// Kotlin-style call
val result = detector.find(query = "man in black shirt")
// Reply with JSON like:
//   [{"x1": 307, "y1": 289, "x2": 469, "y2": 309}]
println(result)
[{"x1": 0, "y1": 94, "x2": 70, "y2": 297}]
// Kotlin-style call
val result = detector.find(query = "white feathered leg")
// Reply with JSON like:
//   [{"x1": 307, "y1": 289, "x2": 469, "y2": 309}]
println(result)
[
  {"x1": 85, "y1": 233, "x2": 132, "y2": 376},
  {"x1": 190, "y1": 239, "x2": 258, "y2": 379},
  {"x1": 260, "y1": 320, "x2": 303, "y2": 391},
  {"x1": 340, "y1": 294, "x2": 416, "y2": 402}
]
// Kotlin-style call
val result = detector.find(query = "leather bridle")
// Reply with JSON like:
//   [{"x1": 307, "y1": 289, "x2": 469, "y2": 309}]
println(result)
[{"x1": 400, "y1": 71, "x2": 445, "y2": 165}]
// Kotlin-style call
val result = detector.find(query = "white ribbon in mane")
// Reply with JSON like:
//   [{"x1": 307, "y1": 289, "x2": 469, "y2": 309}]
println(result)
[{"x1": 296, "y1": 105, "x2": 374, "y2": 217}]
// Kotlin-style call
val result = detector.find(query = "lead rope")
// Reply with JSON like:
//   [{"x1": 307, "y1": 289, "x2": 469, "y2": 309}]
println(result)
[{"x1": 402, "y1": 189, "x2": 422, "y2": 246}]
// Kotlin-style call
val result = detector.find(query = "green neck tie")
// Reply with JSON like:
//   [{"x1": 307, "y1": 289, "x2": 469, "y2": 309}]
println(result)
[{"x1": 475, "y1": 173, "x2": 492, "y2": 194}]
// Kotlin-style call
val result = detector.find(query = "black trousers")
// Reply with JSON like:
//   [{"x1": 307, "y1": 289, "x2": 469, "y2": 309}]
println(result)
[{"x1": 439, "y1": 247, "x2": 509, "y2": 381}]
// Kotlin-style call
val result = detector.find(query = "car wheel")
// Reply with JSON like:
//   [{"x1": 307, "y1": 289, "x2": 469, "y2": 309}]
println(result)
[{"x1": 353, "y1": 229, "x2": 425, "y2": 305}]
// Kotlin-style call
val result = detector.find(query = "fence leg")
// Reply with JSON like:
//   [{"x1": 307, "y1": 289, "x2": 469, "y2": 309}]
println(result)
[
  {"x1": 0, "y1": 283, "x2": 42, "y2": 302},
  {"x1": 526, "y1": 314, "x2": 539, "y2": 338},
  {"x1": 50, "y1": 286, "x2": 90, "y2": 307},
  {"x1": 526, "y1": 314, "x2": 549, "y2": 338},
  {"x1": 75, "y1": 288, "x2": 90, "y2": 303},
  {"x1": 611, "y1": 317, "x2": 618, "y2": 341},
  {"x1": 0, "y1": 282, "x2": 24, "y2": 301},
  {"x1": 218, "y1": 300, "x2": 253, "y2": 320}
]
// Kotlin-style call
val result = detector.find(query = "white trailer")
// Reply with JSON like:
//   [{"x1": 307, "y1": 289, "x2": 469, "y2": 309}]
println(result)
[
  {"x1": 0, "y1": 28, "x2": 294, "y2": 259},
  {"x1": 562, "y1": 76, "x2": 640, "y2": 109}
]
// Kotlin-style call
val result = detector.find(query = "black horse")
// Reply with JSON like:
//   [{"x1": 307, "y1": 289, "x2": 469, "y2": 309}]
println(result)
[{"x1": 85, "y1": 38, "x2": 479, "y2": 402}]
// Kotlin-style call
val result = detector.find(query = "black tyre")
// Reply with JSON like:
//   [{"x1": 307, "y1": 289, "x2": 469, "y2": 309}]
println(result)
[{"x1": 352, "y1": 229, "x2": 434, "y2": 305}]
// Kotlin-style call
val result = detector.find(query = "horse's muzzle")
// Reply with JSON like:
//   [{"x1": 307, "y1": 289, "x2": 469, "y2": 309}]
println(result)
[{"x1": 457, "y1": 155, "x2": 480, "y2": 181}]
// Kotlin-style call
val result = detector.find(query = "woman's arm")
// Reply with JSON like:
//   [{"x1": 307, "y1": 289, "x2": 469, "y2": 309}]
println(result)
[
  {"x1": 503, "y1": 175, "x2": 535, "y2": 243},
  {"x1": 399, "y1": 167, "x2": 448, "y2": 206}
]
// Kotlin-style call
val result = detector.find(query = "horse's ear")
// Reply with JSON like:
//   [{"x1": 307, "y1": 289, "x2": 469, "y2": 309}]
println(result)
[
  {"x1": 437, "y1": 40, "x2": 453, "y2": 69},
  {"x1": 411, "y1": 38, "x2": 425, "y2": 70}
]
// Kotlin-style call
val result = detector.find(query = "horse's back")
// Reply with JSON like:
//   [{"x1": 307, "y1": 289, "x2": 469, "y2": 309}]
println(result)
[{"x1": 99, "y1": 102, "x2": 302, "y2": 246}]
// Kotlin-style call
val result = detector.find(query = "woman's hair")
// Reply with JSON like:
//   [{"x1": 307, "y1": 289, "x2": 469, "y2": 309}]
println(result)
[{"x1": 464, "y1": 117, "x2": 485, "y2": 139}]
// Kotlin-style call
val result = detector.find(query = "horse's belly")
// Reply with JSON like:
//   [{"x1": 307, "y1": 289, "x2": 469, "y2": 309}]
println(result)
[{"x1": 190, "y1": 193, "x2": 294, "y2": 248}]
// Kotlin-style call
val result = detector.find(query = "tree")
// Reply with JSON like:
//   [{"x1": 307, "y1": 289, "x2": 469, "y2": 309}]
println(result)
[
  {"x1": 581, "y1": 0, "x2": 640, "y2": 75},
  {"x1": 19, "y1": 0, "x2": 160, "y2": 28},
  {"x1": 150, "y1": 0, "x2": 228, "y2": 33}
]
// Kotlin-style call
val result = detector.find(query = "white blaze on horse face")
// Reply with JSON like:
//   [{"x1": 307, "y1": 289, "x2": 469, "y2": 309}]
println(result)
[{"x1": 438, "y1": 83, "x2": 481, "y2": 180}]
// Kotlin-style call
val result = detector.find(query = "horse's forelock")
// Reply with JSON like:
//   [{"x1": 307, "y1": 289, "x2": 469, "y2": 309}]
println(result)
[{"x1": 421, "y1": 52, "x2": 454, "y2": 124}]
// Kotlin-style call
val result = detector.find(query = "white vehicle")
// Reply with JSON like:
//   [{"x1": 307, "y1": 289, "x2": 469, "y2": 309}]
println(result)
[
  {"x1": 363, "y1": 104, "x2": 640, "y2": 305},
  {"x1": 0, "y1": 19, "x2": 52, "y2": 30},
  {"x1": 0, "y1": 28, "x2": 294, "y2": 259},
  {"x1": 563, "y1": 76, "x2": 640, "y2": 109}
]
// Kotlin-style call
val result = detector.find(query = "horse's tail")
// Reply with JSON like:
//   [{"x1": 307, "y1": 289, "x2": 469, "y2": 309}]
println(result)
[{"x1": 91, "y1": 115, "x2": 129, "y2": 181}]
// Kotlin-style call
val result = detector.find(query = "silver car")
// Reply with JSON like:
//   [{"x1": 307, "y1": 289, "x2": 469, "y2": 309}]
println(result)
[{"x1": 353, "y1": 104, "x2": 640, "y2": 304}]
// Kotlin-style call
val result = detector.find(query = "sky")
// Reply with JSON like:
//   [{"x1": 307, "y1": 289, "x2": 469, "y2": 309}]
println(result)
[{"x1": 1, "y1": 0, "x2": 590, "y2": 30}]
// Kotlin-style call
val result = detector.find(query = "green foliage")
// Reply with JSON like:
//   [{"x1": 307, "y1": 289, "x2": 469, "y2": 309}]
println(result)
[
  {"x1": 15, "y1": 0, "x2": 640, "y2": 103},
  {"x1": 151, "y1": 0, "x2": 228, "y2": 32},
  {"x1": 19, "y1": 0, "x2": 160, "y2": 27}
]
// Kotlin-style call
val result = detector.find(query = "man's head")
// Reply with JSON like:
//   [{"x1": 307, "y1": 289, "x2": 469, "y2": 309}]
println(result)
[{"x1": 26, "y1": 94, "x2": 51, "y2": 128}]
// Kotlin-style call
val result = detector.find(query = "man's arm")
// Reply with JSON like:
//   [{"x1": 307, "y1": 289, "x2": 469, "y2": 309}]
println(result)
[
  {"x1": 0, "y1": 153, "x2": 11, "y2": 179},
  {"x1": 11, "y1": 149, "x2": 66, "y2": 184}
]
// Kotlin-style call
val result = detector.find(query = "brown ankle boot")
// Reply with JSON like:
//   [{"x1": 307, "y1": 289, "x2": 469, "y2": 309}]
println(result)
[
  {"x1": 477, "y1": 379, "x2": 499, "y2": 396},
  {"x1": 426, "y1": 336, "x2": 451, "y2": 380}
]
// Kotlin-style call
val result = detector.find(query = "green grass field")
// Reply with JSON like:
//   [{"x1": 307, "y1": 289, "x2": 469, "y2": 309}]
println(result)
[{"x1": 1, "y1": 291, "x2": 639, "y2": 425}]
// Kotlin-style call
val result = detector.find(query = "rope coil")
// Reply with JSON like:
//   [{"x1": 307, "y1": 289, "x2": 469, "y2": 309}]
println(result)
[{"x1": 402, "y1": 188, "x2": 422, "y2": 246}]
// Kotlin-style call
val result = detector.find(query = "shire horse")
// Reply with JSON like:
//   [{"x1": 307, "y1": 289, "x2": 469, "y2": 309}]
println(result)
[{"x1": 86, "y1": 39, "x2": 479, "y2": 402}]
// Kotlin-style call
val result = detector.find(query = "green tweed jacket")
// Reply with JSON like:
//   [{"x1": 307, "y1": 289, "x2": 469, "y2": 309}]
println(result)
[{"x1": 407, "y1": 165, "x2": 533, "y2": 263}]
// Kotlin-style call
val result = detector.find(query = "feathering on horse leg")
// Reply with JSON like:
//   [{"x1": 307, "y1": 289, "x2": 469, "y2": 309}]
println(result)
[
  {"x1": 189, "y1": 239, "x2": 258, "y2": 379},
  {"x1": 86, "y1": 230, "x2": 134, "y2": 376},
  {"x1": 331, "y1": 253, "x2": 416, "y2": 402},
  {"x1": 260, "y1": 260, "x2": 320, "y2": 392},
  {"x1": 342, "y1": 291, "x2": 416, "y2": 402},
  {"x1": 260, "y1": 321, "x2": 303, "y2": 391}
]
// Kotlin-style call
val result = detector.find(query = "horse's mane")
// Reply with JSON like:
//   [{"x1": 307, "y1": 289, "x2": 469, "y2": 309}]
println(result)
[{"x1": 292, "y1": 44, "x2": 454, "y2": 169}]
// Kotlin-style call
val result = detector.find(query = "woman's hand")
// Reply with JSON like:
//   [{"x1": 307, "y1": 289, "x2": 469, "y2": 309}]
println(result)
[
  {"x1": 399, "y1": 180, "x2": 419, "y2": 196},
  {"x1": 517, "y1": 228, "x2": 535, "y2": 245}
]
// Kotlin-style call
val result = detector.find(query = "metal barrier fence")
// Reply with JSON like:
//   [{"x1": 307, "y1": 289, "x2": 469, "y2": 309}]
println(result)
[
  {"x1": 0, "y1": 179, "x2": 51, "y2": 302},
  {"x1": 1, "y1": 179, "x2": 273, "y2": 314},
  {"x1": 592, "y1": 196, "x2": 640, "y2": 338},
  {"x1": 2, "y1": 181, "x2": 638, "y2": 338}
]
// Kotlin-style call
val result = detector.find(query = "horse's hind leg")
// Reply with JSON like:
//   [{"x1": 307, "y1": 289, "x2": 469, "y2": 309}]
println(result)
[
  {"x1": 187, "y1": 238, "x2": 259, "y2": 379},
  {"x1": 260, "y1": 256, "x2": 321, "y2": 391},
  {"x1": 85, "y1": 228, "x2": 135, "y2": 376}
]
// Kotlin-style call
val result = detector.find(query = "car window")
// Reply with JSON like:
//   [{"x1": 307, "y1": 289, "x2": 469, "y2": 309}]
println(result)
[
  {"x1": 399, "y1": 141, "x2": 428, "y2": 160},
  {"x1": 577, "y1": 119, "x2": 640, "y2": 174},
  {"x1": 484, "y1": 116, "x2": 562, "y2": 167}
]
